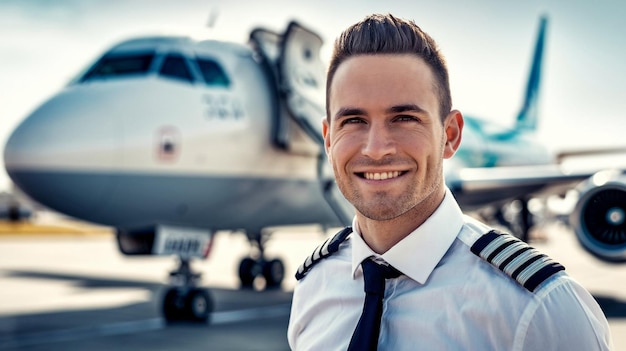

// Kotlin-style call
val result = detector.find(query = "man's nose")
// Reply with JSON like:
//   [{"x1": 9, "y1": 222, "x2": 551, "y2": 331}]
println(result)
[{"x1": 361, "y1": 125, "x2": 396, "y2": 160}]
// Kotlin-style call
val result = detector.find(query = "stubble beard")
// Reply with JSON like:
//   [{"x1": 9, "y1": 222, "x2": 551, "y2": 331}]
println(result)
[
  {"x1": 353, "y1": 187, "x2": 419, "y2": 221},
  {"x1": 334, "y1": 157, "x2": 444, "y2": 222},
  {"x1": 334, "y1": 169, "x2": 438, "y2": 222}
]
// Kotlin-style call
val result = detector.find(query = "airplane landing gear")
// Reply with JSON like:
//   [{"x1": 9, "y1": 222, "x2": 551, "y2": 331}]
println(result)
[
  {"x1": 238, "y1": 230, "x2": 285, "y2": 289},
  {"x1": 238, "y1": 257, "x2": 285, "y2": 288},
  {"x1": 489, "y1": 197, "x2": 534, "y2": 242},
  {"x1": 162, "y1": 258, "x2": 214, "y2": 322}
]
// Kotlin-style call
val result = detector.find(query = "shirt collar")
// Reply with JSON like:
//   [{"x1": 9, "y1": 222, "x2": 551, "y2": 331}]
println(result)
[{"x1": 351, "y1": 188, "x2": 464, "y2": 284}]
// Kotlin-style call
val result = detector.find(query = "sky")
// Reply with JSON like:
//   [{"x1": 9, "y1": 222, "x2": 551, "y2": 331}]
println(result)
[{"x1": 1, "y1": 0, "x2": 625, "y2": 191}]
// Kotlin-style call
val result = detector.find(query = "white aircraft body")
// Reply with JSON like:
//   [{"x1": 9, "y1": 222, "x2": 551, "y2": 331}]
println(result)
[{"x1": 4, "y1": 16, "x2": 626, "y2": 322}]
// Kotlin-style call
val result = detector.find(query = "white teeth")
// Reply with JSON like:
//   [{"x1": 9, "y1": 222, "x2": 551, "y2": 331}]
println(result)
[{"x1": 364, "y1": 171, "x2": 401, "y2": 180}]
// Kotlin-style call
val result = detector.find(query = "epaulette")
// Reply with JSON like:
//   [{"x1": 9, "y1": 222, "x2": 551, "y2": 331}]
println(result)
[
  {"x1": 470, "y1": 230, "x2": 565, "y2": 292},
  {"x1": 295, "y1": 227, "x2": 353, "y2": 280}
]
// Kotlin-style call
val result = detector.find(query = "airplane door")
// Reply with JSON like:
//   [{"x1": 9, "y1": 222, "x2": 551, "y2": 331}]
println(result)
[
  {"x1": 277, "y1": 21, "x2": 326, "y2": 146},
  {"x1": 279, "y1": 22, "x2": 355, "y2": 226}
]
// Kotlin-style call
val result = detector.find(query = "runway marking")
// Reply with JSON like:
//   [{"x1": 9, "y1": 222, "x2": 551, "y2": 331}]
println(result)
[
  {"x1": 0, "y1": 304, "x2": 292, "y2": 349},
  {"x1": 0, "y1": 218, "x2": 113, "y2": 236},
  {"x1": 211, "y1": 304, "x2": 291, "y2": 324}
]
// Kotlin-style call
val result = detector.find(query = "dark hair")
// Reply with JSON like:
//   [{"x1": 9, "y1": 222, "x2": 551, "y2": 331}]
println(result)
[{"x1": 326, "y1": 13, "x2": 452, "y2": 122}]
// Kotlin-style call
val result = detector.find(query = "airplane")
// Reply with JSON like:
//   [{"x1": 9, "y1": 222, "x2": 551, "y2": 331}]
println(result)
[{"x1": 4, "y1": 15, "x2": 626, "y2": 322}]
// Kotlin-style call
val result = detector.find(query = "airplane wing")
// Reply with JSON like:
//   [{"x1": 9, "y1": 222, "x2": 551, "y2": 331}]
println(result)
[
  {"x1": 556, "y1": 146, "x2": 626, "y2": 163},
  {"x1": 446, "y1": 161, "x2": 626, "y2": 263},
  {"x1": 447, "y1": 164, "x2": 595, "y2": 208}
]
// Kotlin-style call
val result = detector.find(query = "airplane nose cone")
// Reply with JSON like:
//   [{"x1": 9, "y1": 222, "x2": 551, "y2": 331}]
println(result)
[{"x1": 4, "y1": 86, "x2": 120, "y2": 221}]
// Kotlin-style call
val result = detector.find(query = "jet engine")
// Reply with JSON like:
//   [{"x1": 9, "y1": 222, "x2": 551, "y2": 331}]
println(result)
[{"x1": 570, "y1": 169, "x2": 626, "y2": 262}]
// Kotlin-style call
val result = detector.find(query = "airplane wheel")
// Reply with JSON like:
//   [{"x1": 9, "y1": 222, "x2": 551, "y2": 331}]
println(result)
[
  {"x1": 238, "y1": 257, "x2": 257, "y2": 288},
  {"x1": 162, "y1": 287, "x2": 186, "y2": 322},
  {"x1": 185, "y1": 288, "x2": 213, "y2": 322},
  {"x1": 263, "y1": 258, "x2": 285, "y2": 288}
]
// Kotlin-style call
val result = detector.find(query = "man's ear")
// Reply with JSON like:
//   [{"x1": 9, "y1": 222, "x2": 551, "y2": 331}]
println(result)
[
  {"x1": 322, "y1": 118, "x2": 332, "y2": 162},
  {"x1": 443, "y1": 110, "x2": 463, "y2": 159}
]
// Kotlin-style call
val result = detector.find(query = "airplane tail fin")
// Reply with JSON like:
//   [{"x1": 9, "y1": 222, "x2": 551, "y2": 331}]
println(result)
[{"x1": 515, "y1": 15, "x2": 548, "y2": 131}]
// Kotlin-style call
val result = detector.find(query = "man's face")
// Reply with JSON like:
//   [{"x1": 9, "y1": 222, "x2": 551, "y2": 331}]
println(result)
[{"x1": 324, "y1": 54, "x2": 460, "y2": 221}]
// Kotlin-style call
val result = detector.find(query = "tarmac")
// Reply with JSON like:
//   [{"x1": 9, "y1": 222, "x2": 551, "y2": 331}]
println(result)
[{"x1": 0, "y1": 216, "x2": 624, "y2": 350}]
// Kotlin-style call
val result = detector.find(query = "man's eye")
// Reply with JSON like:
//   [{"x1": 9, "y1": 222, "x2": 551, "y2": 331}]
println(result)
[
  {"x1": 396, "y1": 115, "x2": 421, "y2": 123},
  {"x1": 341, "y1": 117, "x2": 365, "y2": 126}
]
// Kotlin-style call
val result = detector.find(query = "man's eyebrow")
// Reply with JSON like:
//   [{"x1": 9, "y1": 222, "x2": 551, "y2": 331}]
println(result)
[
  {"x1": 387, "y1": 104, "x2": 426, "y2": 114},
  {"x1": 333, "y1": 107, "x2": 366, "y2": 120},
  {"x1": 332, "y1": 104, "x2": 426, "y2": 120}
]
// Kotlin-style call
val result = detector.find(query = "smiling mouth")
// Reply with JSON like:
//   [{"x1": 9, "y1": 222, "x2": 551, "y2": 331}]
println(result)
[{"x1": 359, "y1": 171, "x2": 407, "y2": 180}]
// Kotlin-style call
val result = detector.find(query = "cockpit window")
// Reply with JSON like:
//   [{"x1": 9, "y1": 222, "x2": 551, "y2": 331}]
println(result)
[
  {"x1": 81, "y1": 53, "x2": 155, "y2": 81},
  {"x1": 196, "y1": 58, "x2": 230, "y2": 87},
  {"x1": 159, "y1": 54, "x2": 194, "y2": 83}
]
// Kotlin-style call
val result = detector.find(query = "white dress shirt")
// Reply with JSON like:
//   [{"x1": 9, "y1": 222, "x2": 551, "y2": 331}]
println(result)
[{"x1": 288, "y1": 189, "x2": 613, "y2": 350}]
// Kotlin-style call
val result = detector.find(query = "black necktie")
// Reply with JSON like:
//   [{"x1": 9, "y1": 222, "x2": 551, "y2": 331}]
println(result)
[{"x1": 348, "y1": 259, "x2": 401, "y2": 351}]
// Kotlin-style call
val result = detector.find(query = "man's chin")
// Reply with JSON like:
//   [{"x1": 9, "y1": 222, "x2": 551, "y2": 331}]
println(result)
[{"x1": 356, "y1": 203, "x2": 405, "y2": 221}]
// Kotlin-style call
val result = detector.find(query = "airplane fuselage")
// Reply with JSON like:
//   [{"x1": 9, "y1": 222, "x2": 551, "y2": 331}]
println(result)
[{"x1": 4, "y1": 37, "x2": 342, "y2": 233}]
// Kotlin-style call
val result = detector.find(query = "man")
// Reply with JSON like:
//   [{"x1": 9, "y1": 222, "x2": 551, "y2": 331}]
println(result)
[{"x1": 287, "y1": 13, "x2": 612, "y2": 350}]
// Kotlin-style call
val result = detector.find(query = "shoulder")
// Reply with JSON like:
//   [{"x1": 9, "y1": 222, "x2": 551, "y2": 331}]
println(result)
[
  {"x1": 517, "y1": 272, "x2": 612, "y2": 350},
  {"x1": 467, "y1": 227, "x2": 565, "y2": 293},
  {"x1": 295, "y1": 227, "x2": 353, "y2": 280},
  {"x1": 460, "y1": 225, "x2": 610, "y2": 348}
]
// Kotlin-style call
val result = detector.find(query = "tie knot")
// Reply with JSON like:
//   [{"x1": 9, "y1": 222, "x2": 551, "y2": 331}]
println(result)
[{"x1": 361, "y1": 259, "x2": 401, "y2": 295}]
